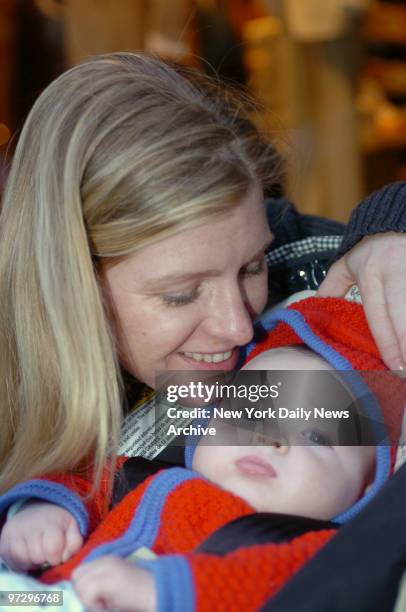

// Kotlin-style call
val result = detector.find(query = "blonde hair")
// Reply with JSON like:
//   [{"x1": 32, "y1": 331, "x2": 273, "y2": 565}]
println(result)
[{"x1": 0, "y1": 52, "x2": 282, "y2": 494}]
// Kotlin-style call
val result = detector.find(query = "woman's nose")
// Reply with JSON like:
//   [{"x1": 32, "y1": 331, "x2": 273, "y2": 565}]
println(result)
[{"x1": 204, "y1": 285, "x2": 254, "y2": 346}]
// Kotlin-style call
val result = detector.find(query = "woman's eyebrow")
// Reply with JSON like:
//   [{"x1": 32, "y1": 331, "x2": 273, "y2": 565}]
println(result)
[
  {"x1": 147, "y1": 270, "x2": 218, "y2": 289},
  {"x1": 147, "y1": 236, "x2": 274, "y2": 289}
]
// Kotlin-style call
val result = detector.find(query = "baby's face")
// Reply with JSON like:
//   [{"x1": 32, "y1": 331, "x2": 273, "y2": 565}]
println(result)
[
  {"x1": 192, "y1": 438, "x2": 375, "y2": 520},
  {"x1": 192, "y1": 346, "x2": 376, "y2": 520}
]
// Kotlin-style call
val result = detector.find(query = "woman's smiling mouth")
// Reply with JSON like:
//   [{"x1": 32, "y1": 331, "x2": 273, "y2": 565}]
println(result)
[
  {"x1": 180, "y1": 349, "x2": 238, "y2": 370},
  {"x1": 183, "y1": 350, "x2": 233, "y2": 363}
]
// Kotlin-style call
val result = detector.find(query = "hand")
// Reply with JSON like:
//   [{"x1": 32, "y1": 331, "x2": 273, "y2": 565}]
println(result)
[
  {"x1": 72, "y1": 556, "x2": 156, "y2": 612},
  {"x1": 0, "y1": 501, "x2": 83, "y2": 571},
  {"x1": 317, "y1": 232, "x2": 406, "y2": 371}
]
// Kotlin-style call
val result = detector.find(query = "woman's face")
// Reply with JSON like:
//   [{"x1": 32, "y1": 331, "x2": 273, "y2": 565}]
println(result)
[{"x1": 103, "y1": 185, "x2": 272, "y2": 388}]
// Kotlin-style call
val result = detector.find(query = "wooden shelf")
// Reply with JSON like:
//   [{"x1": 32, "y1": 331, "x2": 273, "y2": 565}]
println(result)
[
  {"x1": 363, "y1": 2, "x2": 406, "y2": 45},
  {"x1": 364, "y1": 59, "x2": 406, "y2": 96}
]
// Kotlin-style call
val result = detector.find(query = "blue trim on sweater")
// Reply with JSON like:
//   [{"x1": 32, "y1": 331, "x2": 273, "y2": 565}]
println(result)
[
  {"x1": 139, "y1": 556, "x2": 195, "y2": 612},
  {"x1": 0, "y1": 480, "x2": 89, "y2": 536},
  {"x1": 242, "y1": 306, "x2": 391, "y2": 523},
  {"x1": 84, "y1": 468, "x2": 199, "y2": 562}
]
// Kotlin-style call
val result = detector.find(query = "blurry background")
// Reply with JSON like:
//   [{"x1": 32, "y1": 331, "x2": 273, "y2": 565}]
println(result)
[{"x1": 0, "y1": 0, "x2": 405, "y2": 221}]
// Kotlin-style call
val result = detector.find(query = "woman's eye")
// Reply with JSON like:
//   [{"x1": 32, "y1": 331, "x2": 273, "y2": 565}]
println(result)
[
  {"x1": 241, "y1": 256, "x2": 266, "y2": 277},
  {"x1": 161, "y1": 287, "x2": 200, "y2": 307},
  {"x1": 302, "y1": 430, "x2": 331, "y2": 446}
]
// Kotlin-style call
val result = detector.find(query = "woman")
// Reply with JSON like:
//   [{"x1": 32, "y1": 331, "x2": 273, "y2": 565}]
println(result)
[{"x1": 0, "y1": 51, "x2": 405, "y2": 509}]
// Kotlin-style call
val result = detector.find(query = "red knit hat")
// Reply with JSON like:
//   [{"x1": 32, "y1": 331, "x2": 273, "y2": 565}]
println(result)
[{"x1": 247, "y1": 297, "x2": 404, "y2": 442}]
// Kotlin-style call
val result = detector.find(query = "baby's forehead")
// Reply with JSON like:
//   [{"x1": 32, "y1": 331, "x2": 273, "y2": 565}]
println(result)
[
  {"x1": 242, "y1": 346, "x2": 377, "y2": 447},
  {"x1": 244, "y1": 346, "x2": 332, "y2": 372}
]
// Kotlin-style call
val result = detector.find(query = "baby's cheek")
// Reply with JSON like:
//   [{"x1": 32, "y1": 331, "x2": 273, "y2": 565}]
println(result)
[
  {"x1": 193, "y1": 444, "x2": 239, "y2": 487},
  {"x1": 288, "y1": 453, "x2": 341, "y2": 518},
  {"x1": 311, "y1": 472, "x2": 361, "y2": 519},
  {"x1": 192, "y1": 445, "x2": 219, "y2": 477}
]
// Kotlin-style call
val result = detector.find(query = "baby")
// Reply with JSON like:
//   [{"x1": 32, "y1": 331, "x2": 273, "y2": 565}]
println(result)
[
  {"x1": 0, "y1": 297, "x2": 402, "y2": 611},
  {"x1": 193, "y1": 346, "x2": 376, "y2": 522}
]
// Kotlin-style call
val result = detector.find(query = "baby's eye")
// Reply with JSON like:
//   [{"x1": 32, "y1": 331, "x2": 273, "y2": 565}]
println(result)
[
  {"x1": 161, "y1": 287, "x2": 200, "y2": 307},
  {"x1": 302, "y1": 430, "x2": 332, "y2": 446}
]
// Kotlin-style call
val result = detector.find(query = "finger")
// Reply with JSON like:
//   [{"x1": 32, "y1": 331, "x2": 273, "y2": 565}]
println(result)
[
  {"x1": 62, "y1": 520, "x2": 83, "y2": 562},
  {"x1": 5, "y1": 537, "x2": 33, "y2": 572},
  {"x1": 73, "y1": 556, "x2": 119, "y2": 580},
  {"x1": 42, "y1": 526, "x2": 66, "y2": 567},
  {"x1": 357, "y1": 273, "x2": 402, "y2": 371},
  {"x1": 72, "y1": 565, "x2": 114, "y2": 611},
  {"x1": 316, "y1": 259, "x2": 354, "y2": 298},
  {"x1": 0, "y1": 537, "x2": 11, "y2": 566},
  {"x1": 27, "y1": 532, "x2": 49, "y2": 567},
  {"x1": 381, "y1": 274, "x2": 406, "y2": 371},
  {"x1": 73, "y1": 576, "x2": 109, "y2": 611}
]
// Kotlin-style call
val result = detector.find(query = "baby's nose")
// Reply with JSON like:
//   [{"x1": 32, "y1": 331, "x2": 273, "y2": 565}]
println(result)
[{"x1": 270, "y1": 440, "x2": 289, "y2": 455}]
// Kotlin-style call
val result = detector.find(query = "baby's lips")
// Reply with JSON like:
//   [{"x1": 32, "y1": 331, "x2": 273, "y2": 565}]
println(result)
[{"x1": 235, "y1": 455, "x2": 277, "y2": 478}]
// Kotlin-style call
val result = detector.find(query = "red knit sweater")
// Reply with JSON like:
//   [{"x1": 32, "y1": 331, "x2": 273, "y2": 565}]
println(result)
[{"x1": 41, "y1": 469, "x2": 335, "y2": 611}]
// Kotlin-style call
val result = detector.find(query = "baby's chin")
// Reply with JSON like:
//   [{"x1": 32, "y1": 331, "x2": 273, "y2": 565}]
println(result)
[{"x1": 221, "y1": 484, "x2": 352, "y2": 521}]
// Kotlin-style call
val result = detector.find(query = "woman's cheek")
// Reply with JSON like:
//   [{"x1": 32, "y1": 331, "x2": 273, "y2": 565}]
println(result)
[
  {"x1": 160, "y1": 308, "x2": 200, "y2": 351},
  {"x1": 255, "y1": 286, "x2": 268, "y2": 313}
]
